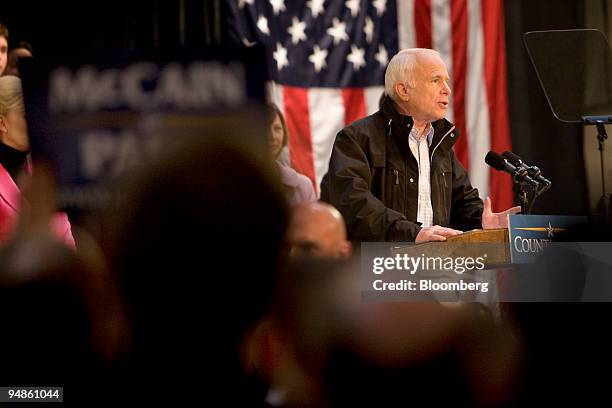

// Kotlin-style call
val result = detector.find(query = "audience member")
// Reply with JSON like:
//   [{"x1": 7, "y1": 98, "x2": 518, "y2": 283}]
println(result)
[
  {"x1": 0, "y1": 23, "x2": 7, "y2": 76},
  {"x1": 4, "y1": 40, "x2": 33, "y2": 77},
  {"x1": 267, "y1": 103, "x2": 316, "y2": 206},
  {"x1": 109, "y1": 137, "x2": 289, "y2": 404},
  {"x1": 287, "y1": 201, "x2": 351, "y2": 259},
  {"x1": 273, "y1": 258, "x2": 520, "y2": 407},
  {"x1": 0, "y1": 75, "x2": 74, "y2": 246},
  {"x1": 0, "y1": 164, "x2": 126, "y2": 400}
]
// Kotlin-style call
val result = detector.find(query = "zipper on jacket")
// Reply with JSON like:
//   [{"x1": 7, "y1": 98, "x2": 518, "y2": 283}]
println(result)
[
  {"x1": 393, "y1": 169, "x2": 399, "y2": 185},
  {"x1": 442, "y1": 171, "x2": 448, "y2": 222},
  {"x1": 430, "y1": 126, "x2": 456, "y2": 161}
]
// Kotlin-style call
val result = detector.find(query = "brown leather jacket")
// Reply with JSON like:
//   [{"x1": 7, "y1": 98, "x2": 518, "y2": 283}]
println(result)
[{"x1": 321, "y1": 96, "x2": 483, "y2": 242}]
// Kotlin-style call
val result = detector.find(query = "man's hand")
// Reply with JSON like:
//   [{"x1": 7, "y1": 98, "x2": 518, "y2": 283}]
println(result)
[
  {"x1": 481, "y1": 196, "x2": 521, "y2": 229},
  {"x1": 415, "y1": 225, "x2": 463, "y2": 243}
]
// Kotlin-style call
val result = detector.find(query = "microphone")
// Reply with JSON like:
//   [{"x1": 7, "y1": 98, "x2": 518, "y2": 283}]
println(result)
[
  {"x1": 485, "y1": 151, "x2": 540, "y2": 187},
  {"x1": 502, "y1": 151, "x2": 552, "y2": 192}
]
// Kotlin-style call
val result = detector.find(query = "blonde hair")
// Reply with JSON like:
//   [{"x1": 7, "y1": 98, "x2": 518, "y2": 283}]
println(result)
[
  {"x1": 384, "y1": 48, "x2": 442, "y2": 101},
  {"x1": 0, "y1": 75, "x2": 25, "y2": 117}
]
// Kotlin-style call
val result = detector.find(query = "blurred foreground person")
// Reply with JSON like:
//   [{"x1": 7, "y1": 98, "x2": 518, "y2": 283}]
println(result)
[
  {"x1": 287, "y1": 201, "x2": 351, "y2": 259},
  {"x1": 271, "y1": 258, "x2": 521, "y2": 407},
  {"x1": 110, "y1": 138, "x2": 289, "y2": 404},
  {"x1": 0, "y1": 75, "x2": 74, "y2": 246},
  {"x1": 0, "y1": 165, "x2": 126, "y2": 400}
]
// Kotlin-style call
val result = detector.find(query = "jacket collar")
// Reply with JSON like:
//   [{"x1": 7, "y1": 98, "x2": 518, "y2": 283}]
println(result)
[{"x1": 380, "y1": 94, "x2": 457, "y2": 155}]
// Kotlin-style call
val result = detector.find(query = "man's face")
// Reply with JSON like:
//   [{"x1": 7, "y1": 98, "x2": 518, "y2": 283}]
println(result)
[
  {"x1": 0, "y1": 36, "x2": 8, "y2": 75},
  {"x1": 401, "y1": 53, "x2": 451, "y2": 124}
]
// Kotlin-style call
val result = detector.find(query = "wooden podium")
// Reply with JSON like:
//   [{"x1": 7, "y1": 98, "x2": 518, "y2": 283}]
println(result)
[{"x1": 391, "y1": 228, "x2": 510, "y2": 267}]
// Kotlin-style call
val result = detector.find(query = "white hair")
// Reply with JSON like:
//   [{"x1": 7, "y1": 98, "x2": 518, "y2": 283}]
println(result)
[{"x1": 384, "y1": 48, "x2": 442, "y2": 102}]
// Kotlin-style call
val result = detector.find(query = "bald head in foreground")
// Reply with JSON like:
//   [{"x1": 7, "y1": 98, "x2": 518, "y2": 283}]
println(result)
[{"x1": 287, "y1": 201, "x2": 351, "y2": 259}]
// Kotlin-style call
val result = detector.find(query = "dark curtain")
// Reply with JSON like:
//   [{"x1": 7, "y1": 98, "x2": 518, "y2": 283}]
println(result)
[
  {"x1": 504, "y1": 0, "x2": 589, "y2": 216},
  {"x1": 0, "y1": 0, "x2": 227, "y2": 50},
  {"x1": 505, "y1": 6, "x2": 612, "y2": 408}
]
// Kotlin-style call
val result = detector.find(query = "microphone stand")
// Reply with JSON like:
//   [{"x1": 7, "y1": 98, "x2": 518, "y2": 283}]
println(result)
[
  {"x1": 583, "y1": 115, "x2": 612, "y2": 223},
  {"x1": 596, "y1": 122, "x2": 609, "y2": 222},
  {"x1": 513, "y1": 182, "x2": 530, "y2": 215}
]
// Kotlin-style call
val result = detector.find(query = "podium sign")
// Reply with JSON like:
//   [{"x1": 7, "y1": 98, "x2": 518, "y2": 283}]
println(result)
[{"x1": 508, "y1": 214, "x2": 587, "y2": 263}]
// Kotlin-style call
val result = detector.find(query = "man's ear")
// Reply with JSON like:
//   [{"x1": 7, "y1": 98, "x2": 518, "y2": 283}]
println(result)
[
  {"x1": 340, "y1": 240, "x2": 352, "y2": 259},
  {"x1": 0, "y1": 115, "x2": 7, "y2": 133},
  {"x1": 394, "y1": 82, "x2": 410, "y2": 102}
]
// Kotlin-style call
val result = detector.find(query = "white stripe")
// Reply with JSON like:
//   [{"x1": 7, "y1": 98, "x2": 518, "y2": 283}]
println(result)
[
  {"x1": 308, "y1": 88, "x2": 346, "y2": 195},
  {"x1": 431, "y1": 0, "x2": 454, "y2": 123},
  {"x1": 365, "y1": 86, "x2": 385, "y2": 115},
  {"x1": 397, "y1": 0, "x2": 416, "y2": 49},
  {"x1": 266, "y1": 81, "x2": 284, "y2": 112},
  {"x1": 466, "y1": 0, "x2": 489, "y2": 198}
]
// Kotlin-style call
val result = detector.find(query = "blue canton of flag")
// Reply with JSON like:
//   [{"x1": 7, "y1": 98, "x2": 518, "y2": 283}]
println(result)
[{"x1": 228, "y1": 0, "x2": 398, "y2": 87}]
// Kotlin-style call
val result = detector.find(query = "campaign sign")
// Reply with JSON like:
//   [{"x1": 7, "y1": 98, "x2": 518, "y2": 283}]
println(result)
[
  {"x1": 19, "y1": 46, "x2": 267, "y2": 211},
  {"x1": 508, "y1": 214, "x2": 587, "y2": 263}
]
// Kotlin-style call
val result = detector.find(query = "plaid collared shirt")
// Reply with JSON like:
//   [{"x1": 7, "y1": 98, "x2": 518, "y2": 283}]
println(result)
[{"x1": 408, "y1": 124, "x2": 434, "y2": 227}]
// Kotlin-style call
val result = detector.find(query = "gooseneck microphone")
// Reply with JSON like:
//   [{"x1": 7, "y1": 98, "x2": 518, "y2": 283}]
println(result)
[
  {"x1": 485, "y1": 151, "x2": 540, "y2": 187},
  {"x1": 502, "y1": 151, "x2": 552, "y2": 192}
]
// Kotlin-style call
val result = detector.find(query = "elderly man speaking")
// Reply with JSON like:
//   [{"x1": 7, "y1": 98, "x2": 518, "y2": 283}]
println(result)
[{"x1": 321, "y1": 48, "x2": 520, "y2": 243}]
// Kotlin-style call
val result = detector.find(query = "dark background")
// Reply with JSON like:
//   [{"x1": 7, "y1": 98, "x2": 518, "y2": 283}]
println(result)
[
  {"x1": 504, "y1": 0, "x2": 590, "y2": 217},
  {"x1": 0, "y1": 0, "x2": 602, "y2": 218}
]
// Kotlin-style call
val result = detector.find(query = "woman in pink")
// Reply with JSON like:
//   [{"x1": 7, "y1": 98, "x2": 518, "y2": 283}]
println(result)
[
  {"x1": 267, "y1": 103, "x2": 316, "y2": 206},
  {"x1": 0, "y1": 75, "x2": 74, "y2": 247}
]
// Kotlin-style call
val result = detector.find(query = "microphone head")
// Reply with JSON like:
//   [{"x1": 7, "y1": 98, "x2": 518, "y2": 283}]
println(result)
[
  {"x1": 485, "y1": 151, "x2": 507, "y2": 171},
  {"x1": 502, "y1": 151, "x2": 523, "y2": 166}
]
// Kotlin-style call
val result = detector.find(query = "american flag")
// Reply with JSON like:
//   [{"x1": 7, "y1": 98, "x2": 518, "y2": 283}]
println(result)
[{"x1": 228, "y1": 0, "x2": 513, "y2": 210}]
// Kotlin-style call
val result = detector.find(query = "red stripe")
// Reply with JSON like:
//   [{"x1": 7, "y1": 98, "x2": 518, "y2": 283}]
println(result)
[
  {"x1": 482, "y1": 0, "x2": 513, "y2": 211},
  {"x1": 342, "y1": 88, "x2": 367, "y2": 126},
  {"x1": 414, "y1": 0, "x2": 432, "y2": 48},
  {"x1": 451, "y1": 0, "x2": 469, "y2": 170},
  {"x1": 283, "y1": 86, "x2": 316, "y2": 187}
]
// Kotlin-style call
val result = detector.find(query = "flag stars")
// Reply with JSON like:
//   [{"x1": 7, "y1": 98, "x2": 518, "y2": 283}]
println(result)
[
  {"x1": 364, "y1": 16, "x2": 374, "y2": 43},
  {"x1": 373, "y1": 0, "x2": 387, "y2": 16},
  {"x1": 273, "y1": 42, "x2": 289, "y2": 71},
  {"x1": 269, "y1": 0, "x2": 286, "y2": 15},
  {"x1": 238, "y1": 0, "x2": 254, "y2": 9},
  {"x1": 241, "y1": 37, "x2": 257, "y2": 47},
  {"x1": 327, "y1": 18, "x2": 348, "y2": 45},
  {"x1": 287, "y1": 17, "x2": 307, "y2": 44},
  {"x1": 257, "y1": 15, "x2": 270, "y2": 35},
  {"x1": 307, "y1": 0, "x2": 326, "y2": 18},
  {"x1": 375, "y1": 44, "x2": 388, "y2": 66},
  {"x1": 309, "y1": 45, "x2": 328, "y2": 72},
  {"x1": 347, "y1": 45, "x2": 366, "y2": 70},
  {"x1": 345, "y1": 0, "x2": 360, "y2": 17}
]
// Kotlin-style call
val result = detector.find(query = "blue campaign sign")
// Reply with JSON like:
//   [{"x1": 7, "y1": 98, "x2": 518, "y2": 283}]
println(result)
[
  {"x1": 19, "y1": 46, "x2": 268, "y2": 212},
  {"x1": 508, "y1": 214, "x2": 587, "y2": 263}
]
